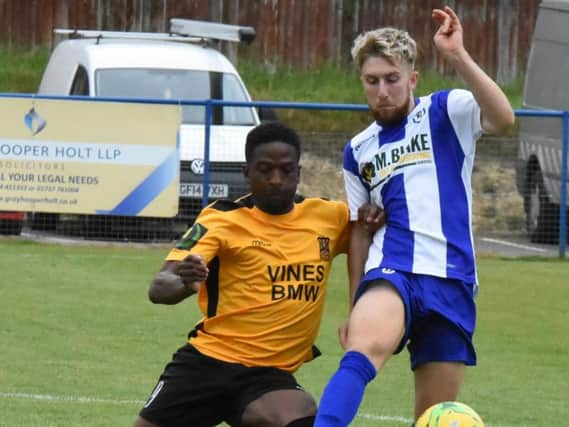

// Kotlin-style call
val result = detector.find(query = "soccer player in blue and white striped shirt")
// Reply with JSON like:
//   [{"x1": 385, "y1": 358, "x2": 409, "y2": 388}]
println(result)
[{"x1": 315, "y1": 6, "x2": 515, "y2": 426}]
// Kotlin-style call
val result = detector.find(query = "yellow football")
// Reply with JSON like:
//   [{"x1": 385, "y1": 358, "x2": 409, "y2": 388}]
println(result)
[{"x1": 415, "y1": 401, "x2": 484, "y2": 426}]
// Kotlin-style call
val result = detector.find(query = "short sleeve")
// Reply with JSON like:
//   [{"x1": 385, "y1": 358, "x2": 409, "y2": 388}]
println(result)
[
  {"x1": 333, "y1": 201, "x2": 350, "y2": 255},
  {"x1": 165, "y1": 207, "x2": 223, "y2": 262},
  {"x1": 447, "y1": 89, "x2": 483, "y2": 155}
]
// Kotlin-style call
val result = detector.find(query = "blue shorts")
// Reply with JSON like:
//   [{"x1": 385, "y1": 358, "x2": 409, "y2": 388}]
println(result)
[{"x1": 354, "y1": 268, "x2": 477, "y2": 370}]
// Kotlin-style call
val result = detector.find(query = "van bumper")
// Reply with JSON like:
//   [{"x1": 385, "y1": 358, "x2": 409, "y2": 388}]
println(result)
[{"x1": 0, "y1": 211, "x2": 25, "y2": 221}]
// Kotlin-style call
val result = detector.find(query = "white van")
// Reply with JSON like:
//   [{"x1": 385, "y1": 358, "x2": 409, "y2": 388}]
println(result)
[
  {"x1": 32, "y1": 19, "x2": 261, "y2": 237},
  {"x1": 516, "y1": 0, "x2": 569, "y2": 243}
]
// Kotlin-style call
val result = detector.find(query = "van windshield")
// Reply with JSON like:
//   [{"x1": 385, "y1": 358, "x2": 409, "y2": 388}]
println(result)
[{"x1": 95, "y1": 68, "x2": 256, "y2": 125}]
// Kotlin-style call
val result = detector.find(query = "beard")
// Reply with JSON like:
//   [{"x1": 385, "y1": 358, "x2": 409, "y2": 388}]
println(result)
[{"x1": 371, "y1": 93, "x2": 414, "y2": 126}]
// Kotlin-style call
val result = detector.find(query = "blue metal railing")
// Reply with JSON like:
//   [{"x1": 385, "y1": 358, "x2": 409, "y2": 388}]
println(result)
[{"x1": 1, "y1": 93, "x2": 567, "y2": 257}]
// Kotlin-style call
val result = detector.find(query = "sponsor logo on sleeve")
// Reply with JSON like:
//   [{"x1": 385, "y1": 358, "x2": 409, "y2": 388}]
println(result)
[{"x1": 176, "y1": 222, "x2": 208, "y2": 250}]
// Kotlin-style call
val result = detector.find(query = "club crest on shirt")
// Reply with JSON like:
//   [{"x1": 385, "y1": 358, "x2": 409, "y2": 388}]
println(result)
[
  {"x1": 176, "y1": 222, "x2": 208, "y2": 250},
  {"x1": 361, "y1": 162, "x2": 376, "y2": 183},
  {"x1": 412, "y1": 107, "x2": 426, "y2": 124},
  {"x1": 317, "y1": 236, "x2": 331, "y2": 260}
]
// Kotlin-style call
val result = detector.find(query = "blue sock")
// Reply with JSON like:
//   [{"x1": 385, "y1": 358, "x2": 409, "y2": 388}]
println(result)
[{"x1": 314, "y1": 351, "x2": 377, "y2": 427}]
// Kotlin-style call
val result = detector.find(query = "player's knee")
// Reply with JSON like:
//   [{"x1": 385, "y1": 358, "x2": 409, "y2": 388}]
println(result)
[
  {"x1": 271, "y1": 399, "x2": 316, "y2": 426},
  {"x1": 132, "y1": 416, "x2": 159, "y2": 427},
  {"x1": 285, "y1": 416, "x2": 315, "y2": 427},
  {"x1": 347, "y1": 336, "x2": 398, "y2": 370},
  {"x1": 347, "y1": 295, "x2": 405, "y2": 367},
  {"x1": 241, "y1": 391, "x2": 316, "y2": 427},
  {"x1": 244, "y1": 410, "x2": 315, "y2": 427}
]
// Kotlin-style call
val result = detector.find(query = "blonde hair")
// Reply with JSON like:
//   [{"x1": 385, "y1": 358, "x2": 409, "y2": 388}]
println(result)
[{"x1": 351, "y1": 27, "x2": 417, "y2": 70}]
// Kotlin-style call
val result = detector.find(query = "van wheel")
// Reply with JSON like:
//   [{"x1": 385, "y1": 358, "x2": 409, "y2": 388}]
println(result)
[{"x1": 525, "y1": 170, "x2": 559, "y2": 243}]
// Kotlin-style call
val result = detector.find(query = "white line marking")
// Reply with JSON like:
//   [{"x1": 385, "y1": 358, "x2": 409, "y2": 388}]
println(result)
[
  {"x1": 0, "y1": 391, "x2": 142, "y2": 406},
  {"x1": 0, "y1": 391, "x2": 525, "y2": 427},
  {"x1": 16, "y1": 231, "x2": 172, "y2": 248},
  {"x1": 480, "y1": 237, "x2": 548, "y2": 253},
  {"x1": 357, "y1": 412, "x2": 523, "y2": 427},
  {"x1": 357, "y1": 412, "x2": 413, "y2": 423}
]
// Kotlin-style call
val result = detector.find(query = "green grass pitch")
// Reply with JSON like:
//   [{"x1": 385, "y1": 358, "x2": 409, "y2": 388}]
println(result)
[{"x1": 0, "y1": 239, "x2": 567, "y2": 426}]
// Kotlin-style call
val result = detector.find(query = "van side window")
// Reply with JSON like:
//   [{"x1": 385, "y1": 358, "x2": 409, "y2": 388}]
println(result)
[{"x1": 70, "y1": 66, "x2": 89, "y2": 95}]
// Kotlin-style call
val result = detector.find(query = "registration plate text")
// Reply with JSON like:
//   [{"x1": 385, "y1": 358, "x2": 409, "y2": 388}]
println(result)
[{"x1": 179, "y1": 183, "x2": 229, "y2": 198}]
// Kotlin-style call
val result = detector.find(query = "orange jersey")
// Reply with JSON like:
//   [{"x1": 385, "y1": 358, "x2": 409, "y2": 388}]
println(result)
[{"x1": 166, "y1": 194, "x2": 349, "y2": 372}]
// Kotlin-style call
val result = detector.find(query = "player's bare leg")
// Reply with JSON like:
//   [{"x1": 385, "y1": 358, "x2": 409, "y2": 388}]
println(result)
[
  {"x1": 314, "y1": 283, "x2": 405, "y2": 426},
  {"x1": 346, "y1": 283, "x2": 405, "y2": 370},
  {"x1": 240, "y1": 389, "x2": 317, "y2": 427},
  {"x1": 413, "y1": 361, "x2": 465, "y2": 419}
]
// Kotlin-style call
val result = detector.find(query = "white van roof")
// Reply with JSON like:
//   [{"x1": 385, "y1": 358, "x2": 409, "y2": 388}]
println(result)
[
  {"x1": 540, "y1": 0, "x2": 569, "y2": 11},
  {"x1": 51, "y1": 38, "x2": 236, "y2": 73}
]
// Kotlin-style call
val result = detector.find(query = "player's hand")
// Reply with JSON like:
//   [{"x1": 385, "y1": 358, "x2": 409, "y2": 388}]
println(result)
[
  {"x1": 432, "y1": 6, "x2": 464, "y2": 59},
  {"x1": 357, "y1": 203, "x2": 385, "y2": 233},
  {"x1": 175, "y1": 254, "x2": 209, "y2": 292},
  {"x1": 338, "y1": 320, "x2": 350, "y2": 350}
]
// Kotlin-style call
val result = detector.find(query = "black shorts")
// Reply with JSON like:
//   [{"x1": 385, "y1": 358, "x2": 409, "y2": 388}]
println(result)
[{"x1": 138, "y1": 344, "x2": 304, "y2": 427}]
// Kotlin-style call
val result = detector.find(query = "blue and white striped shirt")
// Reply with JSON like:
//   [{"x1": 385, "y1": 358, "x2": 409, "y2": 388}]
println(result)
[{"x1": 343, "y1": 89, "x2": 483, "y2": 283}]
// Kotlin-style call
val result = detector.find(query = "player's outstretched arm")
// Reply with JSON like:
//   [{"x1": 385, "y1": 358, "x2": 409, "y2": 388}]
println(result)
[
  {"x1": 432, "y1": 6, "x2": 515, "y2": 134},
  {"x1": 347, "y1": 220, "x2": 373, "y2": 305},
  {"x1": 148, "y1": 256, "x2": 208, "y2": 305},
  {"x1": 348, "y1": 203, "x2": 385, "y2": 305},
  {"x1": 337, "y1": 204, "x2": 384, "y2": 349}
]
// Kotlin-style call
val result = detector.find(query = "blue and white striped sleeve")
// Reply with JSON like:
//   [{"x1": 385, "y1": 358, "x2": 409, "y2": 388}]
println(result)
[{"x1": 447, "y1": 89, "x2": 483, "y2": 156}]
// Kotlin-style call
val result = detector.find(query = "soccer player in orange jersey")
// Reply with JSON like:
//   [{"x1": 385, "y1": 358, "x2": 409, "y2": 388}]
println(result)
[{"x1": 133, "y1": 122, "x2": 383, "y2": 427}]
